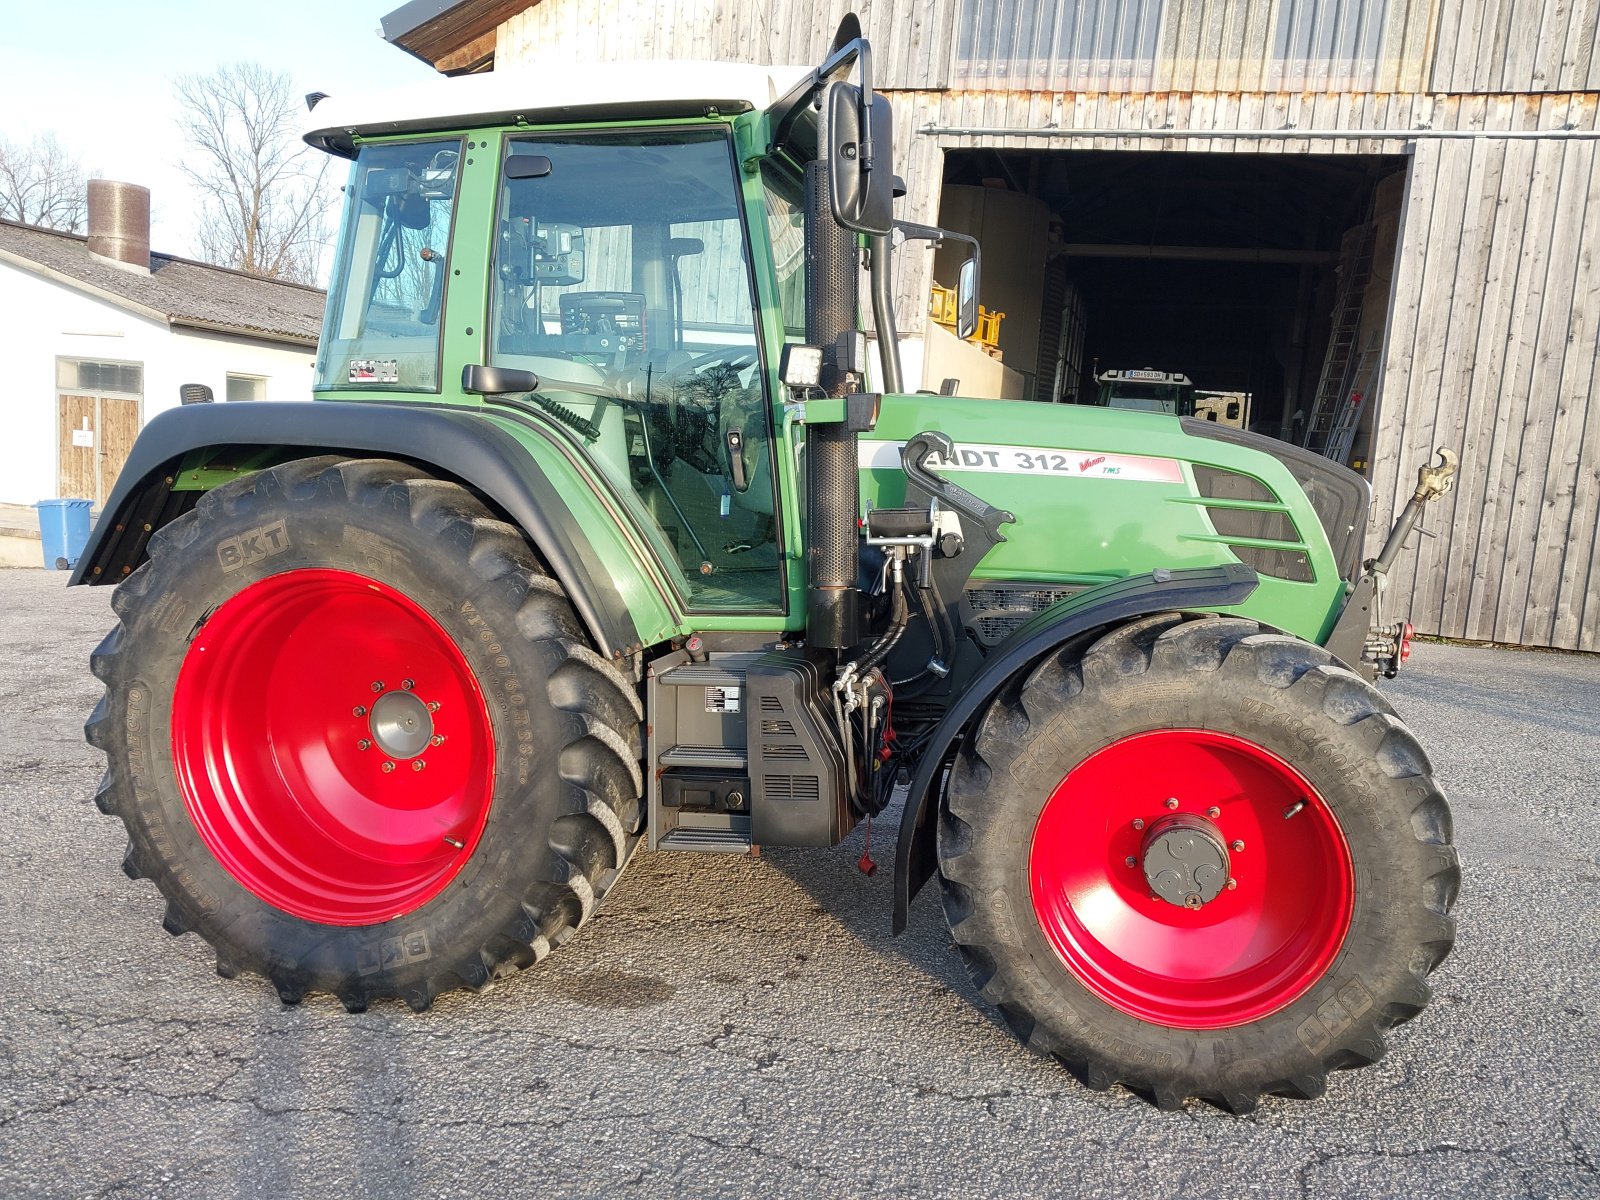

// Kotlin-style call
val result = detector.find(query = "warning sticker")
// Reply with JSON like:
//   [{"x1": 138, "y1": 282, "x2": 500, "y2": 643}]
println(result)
[
  {"x1": 349, "y1": 359, "x2": 400, "y2": 383},
  {"x1": 704, "y1": 686, "x2": 741, "y2": 714},
  {"x1": 858, "y1": 440, "x2": 1183, "y2": 483}
]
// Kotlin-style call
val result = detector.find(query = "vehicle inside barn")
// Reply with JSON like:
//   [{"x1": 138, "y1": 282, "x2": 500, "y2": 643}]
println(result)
[{"x1": 933, "y1": 149, "x2": 1407, "y2": 467}]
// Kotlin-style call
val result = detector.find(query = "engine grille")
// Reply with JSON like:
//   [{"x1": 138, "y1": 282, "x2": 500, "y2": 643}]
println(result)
[{"x1": 963, "y1": 582, "x2": 1086, "y2": 646}]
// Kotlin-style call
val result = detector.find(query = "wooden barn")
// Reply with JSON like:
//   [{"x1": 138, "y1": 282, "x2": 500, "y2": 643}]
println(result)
[{"x1": 378, "y1": 0, "x2": 1600, "y2": 652}]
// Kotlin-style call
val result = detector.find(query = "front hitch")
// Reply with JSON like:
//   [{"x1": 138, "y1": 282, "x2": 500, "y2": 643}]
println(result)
[
  {"x1": 1370, "y1": 448, "x2": 1459, "y2": 576},
  {"x1": 1326, "y1": 448, "x2": 1459, "y2": 679}
]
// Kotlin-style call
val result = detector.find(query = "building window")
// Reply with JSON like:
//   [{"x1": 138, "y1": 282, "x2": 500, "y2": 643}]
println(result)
[
  {"x1": 1272, "y1": 0, "x2": 1389, "y2": 86},
  {"x1": 56, "y1": 358, "x2": 143, "y2": 396},
  {"x1": 226, "y1": 374, "x2": 267, "y2": 402},
  {"x1": 955, "y1": 0, "x2": 1164, "y2": 88}
]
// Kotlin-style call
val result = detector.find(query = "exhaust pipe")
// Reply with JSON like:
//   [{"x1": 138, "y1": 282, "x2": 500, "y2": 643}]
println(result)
[{"x1": 803, "y1": 158, "x2": 861, "y2": 650}]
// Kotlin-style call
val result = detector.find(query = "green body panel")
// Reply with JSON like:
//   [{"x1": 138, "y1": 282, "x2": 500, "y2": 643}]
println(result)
[{"x1": 860, "y1": 396, "x2": 1347, "y2": 645}]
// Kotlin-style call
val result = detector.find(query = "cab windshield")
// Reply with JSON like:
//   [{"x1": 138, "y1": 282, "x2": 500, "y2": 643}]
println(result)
[
  {"x1": 315, "y1": 139, "x2": 461, "y2": 392},
  {"x1": 490, "y1": 129, "x2": 781, "y2": 611},
  {"x1": 1095, "y1": 380, "x2": 1197, "y2": 417}
]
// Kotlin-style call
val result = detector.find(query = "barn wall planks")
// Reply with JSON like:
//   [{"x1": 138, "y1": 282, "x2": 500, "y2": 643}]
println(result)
[
  {"x1": 498, "y1": 0, "x2": 1591, "y2": 95},
  {"x1": 499, "y1": 0, "x2": 953, "y2": 87},
  {"x1": 1431, "y1": 0, "x2": 1600, "y2": 93},
  {"x1": 1365, "y1": 137, "x2": 1599, "y2": 652},
  {"x1": 488, "y1": 0, "x2": 1600, "y2": 649}
]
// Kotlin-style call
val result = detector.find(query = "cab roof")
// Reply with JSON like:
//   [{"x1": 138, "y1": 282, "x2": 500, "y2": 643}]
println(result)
[{"x1": 303, "y1": 60, "x2": 811, "y2": 157}]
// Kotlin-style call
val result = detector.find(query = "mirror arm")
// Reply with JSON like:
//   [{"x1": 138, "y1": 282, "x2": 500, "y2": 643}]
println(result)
[
  {"x1": 868, "y1": 232, "x2": 903, "y2": 394},
  {"x1": 893, "y1": 221, "x2": 979, "y2": 254}
]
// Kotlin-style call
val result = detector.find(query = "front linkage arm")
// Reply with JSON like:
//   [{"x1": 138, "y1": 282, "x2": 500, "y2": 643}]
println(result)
[{"x1": 1325, "y1": 447, "x2": 1459, "y2": 679}]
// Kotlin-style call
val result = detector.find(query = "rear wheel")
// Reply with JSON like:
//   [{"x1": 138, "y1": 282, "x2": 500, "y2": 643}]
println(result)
[
  {"x1": 938, "y1": 614, "x2": 1458, "y2": 1111},
  {"x1": 88, "y1": 457, "x2": 644, "y2": 1011}
]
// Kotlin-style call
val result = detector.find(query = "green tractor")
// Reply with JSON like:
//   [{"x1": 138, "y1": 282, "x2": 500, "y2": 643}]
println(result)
[{"x1": 76, "y1": 20, "x2": 1458, "y2": 1111}]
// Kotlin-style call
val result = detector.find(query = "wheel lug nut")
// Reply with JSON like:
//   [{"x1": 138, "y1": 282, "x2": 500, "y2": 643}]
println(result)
[
  {"x1": 1132, "y1": 818, "x2": 1145, "y2": 831},
  {"x1": 1206, "y1": 806, "x2": 1220, "y2": 818},
  {"x1": 401, "y1": 679, "x2": 415, "y2": 691},
  {"x1": 1226, "y1": 878, "x2": 1238, "y2": 890},
  {"x1": 371, "y1": 681, "x2": 385, "y2": 693},
  {"x1": 428, "y1": 701, "x2": 441, "y2": 713},
  {"x1": 381, "y1": 761, "x2": 395, "y2": 773},
  {"x1": 357, "y1": 739, "x2": 372, "y2": 751},
  {"x1": 412, "y1": 760, "x2": 426, "y2": 772},
  {"x1": 353, "y1": 705, "x2": 367, "y2": 717},
  {"x1": 1165, "y1": 798, "x2": 1179, "y2": 810},
  {"x1": 430, "y1": 735, "x2": 445, "y2": 747},
  {"x1": 1232, "y1": 840, "x2": 1245, "y2": 852}
]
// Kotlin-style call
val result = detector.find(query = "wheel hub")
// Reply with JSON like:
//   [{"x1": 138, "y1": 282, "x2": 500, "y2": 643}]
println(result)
[
  {"x1": 1141, "y1": 814, "x2": 1230, "y2": 909},
  {"x1": 369, "y1": 688, "x2": 434, "y2": 759}
]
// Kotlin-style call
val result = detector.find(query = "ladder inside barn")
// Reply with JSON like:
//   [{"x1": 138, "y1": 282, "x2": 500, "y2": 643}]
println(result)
[{"x1": 1302, "y1": 224, "x2": 1377, "y2": 461}]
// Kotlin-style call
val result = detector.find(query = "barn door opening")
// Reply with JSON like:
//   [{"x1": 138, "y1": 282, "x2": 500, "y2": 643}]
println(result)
[{"x1": 936, "y1": 149, "x2": 1409, "y2": 469}]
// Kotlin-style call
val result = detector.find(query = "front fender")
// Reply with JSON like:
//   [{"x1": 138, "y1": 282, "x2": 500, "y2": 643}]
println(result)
[
  {"x1": 70, "y1": 401, "x2": 643, "y2": 660},
  {"x1": 891, "y1": 563, "x2": 1259, "y2": 933}
]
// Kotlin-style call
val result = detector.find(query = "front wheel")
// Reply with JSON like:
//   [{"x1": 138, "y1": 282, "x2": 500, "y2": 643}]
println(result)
[
  {"x1": 937, "y1": 614, "x2": 1458, "y2": 1111},
  {"x1": 87, "y1": 457, "x2": 644, "y2": 1011}
]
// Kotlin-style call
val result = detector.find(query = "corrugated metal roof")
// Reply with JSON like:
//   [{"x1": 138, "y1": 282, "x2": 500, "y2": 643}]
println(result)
[{"x1": 0, "y1": 220, "x2": 324, "y2": 346}]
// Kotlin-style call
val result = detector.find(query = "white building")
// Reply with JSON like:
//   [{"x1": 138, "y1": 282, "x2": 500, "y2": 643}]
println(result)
[{"x1": 0, "y1": 180, "x2": 323, "y2": 508}]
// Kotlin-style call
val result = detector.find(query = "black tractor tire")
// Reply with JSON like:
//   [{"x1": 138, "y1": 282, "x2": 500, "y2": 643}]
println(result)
[
  {"x1": 87, "y1": 456, "x2": 645, "y2": 1012},
  {"x1": 937, "y1": 613, "x2": 1458, "y2": 1112}
]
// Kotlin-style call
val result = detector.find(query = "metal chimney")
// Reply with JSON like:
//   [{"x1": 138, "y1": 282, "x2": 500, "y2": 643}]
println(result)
[{"x1": 86, "y1": 180, "x2": 151, "y2": 270}]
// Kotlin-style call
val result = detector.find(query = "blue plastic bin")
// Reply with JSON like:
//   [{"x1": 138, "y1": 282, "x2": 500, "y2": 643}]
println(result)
[{"x1": 36, "y1": 499, "x2": 93, "y2": 570}]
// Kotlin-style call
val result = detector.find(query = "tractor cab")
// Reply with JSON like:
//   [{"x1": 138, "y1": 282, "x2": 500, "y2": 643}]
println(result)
[{"x1": 1091, "y1": 368, "x2": 1197, "y2": 417}]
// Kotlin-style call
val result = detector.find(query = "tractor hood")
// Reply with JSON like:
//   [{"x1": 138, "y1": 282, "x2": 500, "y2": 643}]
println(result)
[{"x1": 858, "y1": 394, "x2": 1366, "y2": 642}]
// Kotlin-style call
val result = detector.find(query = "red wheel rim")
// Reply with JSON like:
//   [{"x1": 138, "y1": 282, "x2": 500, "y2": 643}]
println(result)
[
  {"x1": 1029, "y1": 729, "x2": 1353, "y2": 1028},
  {"x1": 171, "y1": 568, "x2": 495, "y2": 926}
]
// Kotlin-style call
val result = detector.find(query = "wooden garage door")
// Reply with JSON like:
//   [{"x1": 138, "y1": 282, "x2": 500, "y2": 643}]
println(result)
[
  {"x1": 57, "y1": 394, "x2": 98, "y2": 501},
  {"x1": 57, "y1": 393, "x2": 141, "y2": 505}
]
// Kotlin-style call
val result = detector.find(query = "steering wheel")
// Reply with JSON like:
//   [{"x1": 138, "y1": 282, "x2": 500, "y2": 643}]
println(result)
[{"x1": 665, "y1": 344, "x2": 758, "y2": 384}]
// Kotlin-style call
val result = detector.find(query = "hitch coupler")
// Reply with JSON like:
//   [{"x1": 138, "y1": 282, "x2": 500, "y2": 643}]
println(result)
[{"x1": 1370, "y1": 447, "x2": 1458, "y2": 577}]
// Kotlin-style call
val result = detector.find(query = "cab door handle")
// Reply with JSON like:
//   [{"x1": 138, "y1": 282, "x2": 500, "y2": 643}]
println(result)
[{"x1": 725, "y1": 427, "x2": 749, "y2": 493}]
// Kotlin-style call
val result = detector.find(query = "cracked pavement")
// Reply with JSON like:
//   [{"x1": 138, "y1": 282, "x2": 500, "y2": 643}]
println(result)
[{"x1": 0, "y1": 568, "x2": 1596, "y2": 1198}]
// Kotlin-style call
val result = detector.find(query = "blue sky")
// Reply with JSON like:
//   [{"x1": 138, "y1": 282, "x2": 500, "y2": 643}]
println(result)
[{"x1": 1, "y1": 1, "x2": 439, "y2": 264}]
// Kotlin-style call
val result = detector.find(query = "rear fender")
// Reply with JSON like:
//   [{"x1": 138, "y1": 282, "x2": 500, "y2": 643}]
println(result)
[
  {"x1": 69, "y1": 401, "x2": 642, "y2": 660},
  {"x1": 891, "y1": 563, "x2": 1259, "y2": 933}
]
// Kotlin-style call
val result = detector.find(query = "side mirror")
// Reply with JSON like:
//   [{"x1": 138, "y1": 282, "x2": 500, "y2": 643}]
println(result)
[
  {"x1": 827, "y1": 81, "x2": 894, "y2": 236},
  {"x1": 893, "y1": 221, "x2": 982, "y2": 340},
  {"x1": 956, "y1": 257, "x2": 980, "y2": 341}
]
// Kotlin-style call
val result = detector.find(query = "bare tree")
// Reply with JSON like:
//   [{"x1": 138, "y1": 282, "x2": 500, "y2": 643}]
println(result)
[
  {"x1": 0, "y1": 133, "x2": 93, "y2": 232},
  {"x1": 174, "y1": 62, "x2": 330, "y2": 284}
]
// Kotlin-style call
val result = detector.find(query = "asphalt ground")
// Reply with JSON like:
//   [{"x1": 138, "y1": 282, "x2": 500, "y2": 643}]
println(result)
[{"x1": 0, "y1": 566, "x2": 1595, "y2": 1199}]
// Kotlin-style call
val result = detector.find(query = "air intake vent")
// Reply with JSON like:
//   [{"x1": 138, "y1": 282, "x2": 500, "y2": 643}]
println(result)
[
  {"x1": 1193, "y1": 465, "x2": 1275, "y2": 503},
  {"x1": 963, "y1": 583, "x2": 1084, "y2": 646},
  {"x1": 760, "y1": 695, "x2": 784, "y2": 713},
  {"x1": 1206, "y1": 508, "x2": 1300, "y2": 542},
  {"x1": 764, "y1": 743, "x2": 809, "y2": 761},
  {"x1": 766, "y1": 775, "x2": 821, "y2": 803},
  {"x1": 1228, "y1": 544, "x2": 1314, "y2": 582},
  {"x1": 1182, "y1": 419, "x2": 1370, "y2": 581},
  {"x1": 761, "y1": 719, "x2": 795, "y2": 735}
]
